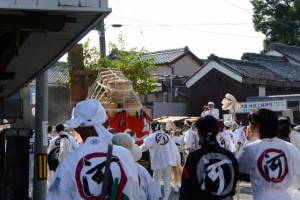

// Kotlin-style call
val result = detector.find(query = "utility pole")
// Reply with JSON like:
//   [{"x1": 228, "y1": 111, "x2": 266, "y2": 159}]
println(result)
[
  {"x1": 33, "y1": 71, "x2": 48, "y2": 200},
  {"x1": 96, "y1": 20, "x2": 106, "y2": 57}
]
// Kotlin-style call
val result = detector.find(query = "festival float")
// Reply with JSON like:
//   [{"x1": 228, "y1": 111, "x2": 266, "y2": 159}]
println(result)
[{"x1": 87, "y1": 68, "x2": 152, "y2": 146}]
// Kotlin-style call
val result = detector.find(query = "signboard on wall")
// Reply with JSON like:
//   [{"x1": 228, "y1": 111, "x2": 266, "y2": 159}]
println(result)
[{"x1": 230, "y1": 100, "x2": 287, "y2": 113}]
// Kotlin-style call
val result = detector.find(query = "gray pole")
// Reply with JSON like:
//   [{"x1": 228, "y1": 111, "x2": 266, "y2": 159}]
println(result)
[
  {"x1": 33, "y1": 71, "x2": 48, "y2": 199},
  {"x1": 96, "y1": 20, "x2": 106, "y2": 57}
]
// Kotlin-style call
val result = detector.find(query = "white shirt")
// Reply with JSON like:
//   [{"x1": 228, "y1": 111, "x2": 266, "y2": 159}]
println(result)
[
  {"x1": 183, "y1": 128, "x2": 199, "y2": 150},
  {"x1": 47, "y1": 136, "x2": 139, "y2": 200},
  {"x1": 216, "y1": 130, "x2": 236, "y2": 153},
  {"x1": 289, "y1": 130, "x2": 300, "y2": 151},
  {"x1": 233, "y1": 127, "x2": 247, "y2": 150},
  {"x1": 172, "y1": 135, "x2": 184, "y2": 153},
  {"x1": 237, "y1": 137, "x2": 300, "y2": 200},
  {"x1": 136, "y1": 163, "x2": 159, "y2": 200},
  {"x1": 201, "y1": 108, "x2": 219, "y2": 119},
  {"x1": 48, "y1": 132, "x2": 79, "y2": 153},
  {"x1": 140, "y1": 131, "x2": 177, "y2": 170},
  {"x1": 47, "y1": 133, "x2": 54, "y2": 148}
]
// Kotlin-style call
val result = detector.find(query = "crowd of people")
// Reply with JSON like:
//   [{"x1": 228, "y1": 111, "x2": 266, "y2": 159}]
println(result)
[{"x1": 39, "y1": 99, "x2": 300, "y2": 200}]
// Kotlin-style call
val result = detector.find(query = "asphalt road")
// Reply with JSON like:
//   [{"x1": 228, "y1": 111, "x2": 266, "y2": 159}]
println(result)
[{"x1": 168, "y1": 181, "x2": 252, "y2": 200}]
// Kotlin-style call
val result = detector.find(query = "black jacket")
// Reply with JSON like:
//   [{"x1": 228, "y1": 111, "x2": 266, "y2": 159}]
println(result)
[{"x1": 180, "y1": 142, "x2": 239, "y2": 200}]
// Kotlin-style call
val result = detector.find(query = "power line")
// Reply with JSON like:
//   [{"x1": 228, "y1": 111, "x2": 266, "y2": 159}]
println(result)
[
  {"x1": 221, "y1": 0, "x2": 252, "y2": 14},
  {"x1": 110, "y1": 15, "x2": 264, "y2": 39},
  {"x1": 128, "y1": 0, "x2": 147, "y2": 48},
  {"x1": 220, "y1": 0, "x2": 300, "y2": 32},
  {"x1": 107, "y1": 22, "x2": 252, "y2": 27}
]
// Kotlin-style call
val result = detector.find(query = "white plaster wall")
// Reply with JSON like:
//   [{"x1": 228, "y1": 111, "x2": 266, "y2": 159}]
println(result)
[
  {"x1": 154, "y1": 65, "x2": 172, "y2": 76},
  {"x1": 152, "y1": 55, "x2": 201, "y2": 77},
  {"x1": 172, "y1": 54, "x2": 201, "y2": 76}
]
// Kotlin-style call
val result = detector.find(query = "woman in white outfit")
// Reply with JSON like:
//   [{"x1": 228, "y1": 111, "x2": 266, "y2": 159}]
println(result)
[{"x1": 237, "y1": 108, "x2": 300, "y2": 200}]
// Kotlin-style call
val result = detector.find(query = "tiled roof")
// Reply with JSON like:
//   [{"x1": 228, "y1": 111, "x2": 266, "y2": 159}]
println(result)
[
  {"x1": 143, "y1": 46, "x2": 195, "y2": 65},
  {"x1": 209, "y1": 54, "x2": 285, "y2": 81},
  {"x1": 46, "y1": 62, "x2": 69, "y2": 86},
  {"x1": 242, "y1": 53, "x2": 300, "y2": 81},
  {"x1": 269, "y1": 43, "x2": 300, "y2": 63}
]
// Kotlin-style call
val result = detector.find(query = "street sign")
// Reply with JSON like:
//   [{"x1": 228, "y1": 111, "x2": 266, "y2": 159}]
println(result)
[{"x1": 230, "y1": 100, "x2": 287, "y2": 113}]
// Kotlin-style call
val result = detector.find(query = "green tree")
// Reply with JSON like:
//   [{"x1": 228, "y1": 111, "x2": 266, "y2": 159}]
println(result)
[
  {"x1": 83, "y1": 34, "x2": 158, "y2": 95},
  {"x1": 251, "y1": 0, "x2": 300, "y2": 51}
]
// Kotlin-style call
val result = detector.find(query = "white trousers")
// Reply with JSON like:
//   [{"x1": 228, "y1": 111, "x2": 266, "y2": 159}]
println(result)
[{"x1": 153, "y1": 166, "x2": 172, "y2": 200}]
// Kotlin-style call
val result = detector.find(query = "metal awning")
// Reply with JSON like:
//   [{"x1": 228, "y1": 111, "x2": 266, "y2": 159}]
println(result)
[{"x1": 0, "y1": 1, "x2": 111, "y2": 98}]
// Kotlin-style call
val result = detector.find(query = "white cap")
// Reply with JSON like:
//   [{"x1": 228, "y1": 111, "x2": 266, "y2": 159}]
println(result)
[
  {"x1": 112, "y1": 133, "x2": 133, "y2": 151},
  {"x1": 112, "y1": 133, "x2": 142, "y2": 162},
  {"x1": 66, "y1": 99, "x2": 107, "y2": 128},
  {"x1": 224, "y1": 120, "x2": 231, "y2": 128},
  {"x1": 131, "y1": 143, "x2": 142, "y2": 161},
  {"x1": 208, "y1": 101, "x2": 214, "y2": 105}
]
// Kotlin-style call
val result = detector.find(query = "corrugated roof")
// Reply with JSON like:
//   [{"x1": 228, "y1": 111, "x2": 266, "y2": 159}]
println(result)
[
  {"x1": 143, "y1": 46, "x2": 190, "y2": 65},
  {"x1": 269, "y1": 43, "x2": 300, "y2": 63},
  {"x1": 242, "y1": 53, "x2": 300, "y2": 81},
  {"x1": 30, "y1": 61, "x2": 69, "y2": 86},
  {"x1": 48, "y1": 62, "x2": 69, "y2": 86}
]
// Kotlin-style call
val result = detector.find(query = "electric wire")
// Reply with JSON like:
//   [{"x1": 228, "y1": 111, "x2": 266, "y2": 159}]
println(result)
[
  {"x1": 221, "y1": 0, "x2": 252, "y2": 14},
  {"x1": 107, "y1": 22, "x2": 252, "y2": 27},
  {"x1": 110, "y1": 15, "x2": 264, "y2": 39},
  {"x1": 128, "y1": 0, "x2": 148, "y2": 48}
]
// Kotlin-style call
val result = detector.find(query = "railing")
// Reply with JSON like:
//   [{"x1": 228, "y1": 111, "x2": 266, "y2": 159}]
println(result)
[{"x1": 139, "y1": 86, "x2": 188, "y2": 103}]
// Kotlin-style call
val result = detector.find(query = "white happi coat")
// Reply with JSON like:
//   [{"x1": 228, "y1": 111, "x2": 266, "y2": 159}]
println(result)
[
  {"x1": 136, "y1": 163, "x2": 159, "y2": 200},
  {"x1": 201, "y1": 108, "x2": 219, "y2": 119},
  {"x1": 290, "y1": 130, "x2": 300, "y2": 151},
  {"x1": 217, "y1": 130, "x2": 236, "y2": 153},
  {"x1": 237, "y1": 138, "x2": 300, "y2": 200},
  {"x1": 172, "y1": 135, "x2": 184, "y2": 153},
  {"x1": 48, "y1": 132, "x2": 79, "y2": 153},
  {"x1": 47, "y1": 136, "x2": 139, "y2": 200},
  {"x1": 140, "y1": 131, "x2": 177, "y2": 170},
  {"x1": 47, "y1": 133, "x2": 54, "y2": 148},
  {"x1": 233, "y1": 127, "x2": 247, "y2": 150},
  {"x1": 183, "y1": 128, "x2": 198, "y2": 150}
]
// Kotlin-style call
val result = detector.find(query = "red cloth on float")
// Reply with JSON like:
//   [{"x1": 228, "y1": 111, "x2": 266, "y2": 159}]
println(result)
[{"x1": 108, "y1": 110, "x2": 152, "y2": 146}]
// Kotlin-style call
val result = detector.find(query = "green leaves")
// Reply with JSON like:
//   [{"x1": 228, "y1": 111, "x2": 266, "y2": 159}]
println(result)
[
  {"x1": 83, "y1": 34, "x2": 158, "y2": 95},
  {"x1": 251, "y1": 0, "x2": 300, "y2": 50}
]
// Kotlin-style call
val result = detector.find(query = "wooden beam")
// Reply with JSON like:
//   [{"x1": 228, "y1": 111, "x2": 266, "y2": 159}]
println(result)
[
  {"x1": 72, "y1": 70, "x2": 98, "y2": 76},
  {"x1": 0, "y1": 14, "x2": 70, "y2": 31},
  {"x1": 0, "y1": 72, "x2": 15, "y2": 80},
  {"x1": 0, "y1": 31, "x2": 30, "y2": 71}
]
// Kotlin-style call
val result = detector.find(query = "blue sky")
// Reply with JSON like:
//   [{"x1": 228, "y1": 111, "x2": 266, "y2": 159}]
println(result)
[{"x1": 63, "y1": 0, "x2": 265, "y2": 61}]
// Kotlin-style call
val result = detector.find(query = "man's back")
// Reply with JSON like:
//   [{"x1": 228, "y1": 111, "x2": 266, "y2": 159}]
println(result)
[
  {"x1": 141, "y1": 131, "x2": 177, "y2": 170},
  {"x1": 47, "y1": 136, "x2": 139, "y2": 200}
]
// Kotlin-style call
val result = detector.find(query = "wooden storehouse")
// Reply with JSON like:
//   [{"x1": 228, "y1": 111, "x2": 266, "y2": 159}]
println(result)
[{"x1": 185, "y1": 52, "x2": 300, "y2": 123}]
